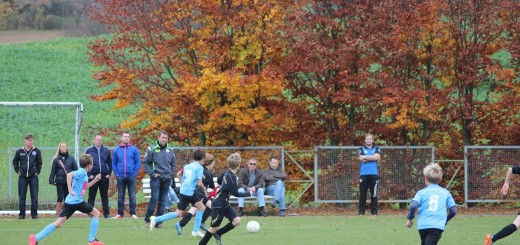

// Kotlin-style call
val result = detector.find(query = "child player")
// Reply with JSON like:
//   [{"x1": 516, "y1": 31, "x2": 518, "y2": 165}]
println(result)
[
  {"x1": 29, "y1": 154, "x2": 104, "y2": 245},
  {"x1": 484, "y1": 165, "x2": 520, "y2": 245},
  {"x1": 199, "y1": 152, "x2": 253, "y2": 245},
  {"x1": 406, "y1": 163, "x2": 457, "y2": 245}
]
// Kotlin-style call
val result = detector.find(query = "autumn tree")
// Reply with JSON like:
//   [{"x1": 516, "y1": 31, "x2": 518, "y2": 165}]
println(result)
[{"x1": 88, "y1": 0, "x2": 295, "y2": 146}]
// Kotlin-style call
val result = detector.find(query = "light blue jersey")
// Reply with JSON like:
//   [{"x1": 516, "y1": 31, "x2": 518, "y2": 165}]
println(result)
[
  {"x1": 65, "y1": 168, "x2": 88, "y2": 205},
  {"x1": 179, "y1": 161, "x2": 203, "y2": 196},
  {"x1": 413, "y1": 184, "x2": 456, "y2": 230}
]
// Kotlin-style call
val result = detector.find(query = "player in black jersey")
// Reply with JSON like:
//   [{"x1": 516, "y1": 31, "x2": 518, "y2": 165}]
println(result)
[{"x1": 199, "y1": 152, "x2": 252, "y2": 245}]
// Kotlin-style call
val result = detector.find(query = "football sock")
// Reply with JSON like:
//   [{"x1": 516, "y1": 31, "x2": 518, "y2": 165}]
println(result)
[
  {"x1": 202, "y1": 208, "x2": 211, "y2": 223},
  {"x1": 216, "y1": 222, "x2": 235, "y2": 235},
  {"x1": 492, "y1": 223, "x2": 517, "y2": 242},
  {"x1": 35, "y1": 223, "x2": 56, "y2": 241},
  {"x1": 179, "y1": 212, "x2": 193, "y2": 227},
  {"x1": 199, "y1": 231, "x2": 212, "y2": 245},
  {"x1": 89, "y1": 217, "x2": 99, "y2": 242},
  {"x1": 156, "y1": 212, "x2": 177, "y2": 223},
  {"x1": 193, "y1": 210, "x2": 203, "y2": 232}
]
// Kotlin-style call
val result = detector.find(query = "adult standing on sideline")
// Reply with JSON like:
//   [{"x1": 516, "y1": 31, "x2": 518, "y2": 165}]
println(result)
[
  {"x1": 86, "y1": 134, "x2": 112, "y2": 218},
  {"x1": 13, "y1": 133, "x2": 42, "y2": 219},
  {"x1": 49, "y1": 142, "x2": 78, "y2": 215},
  {"x1": 112, "y1": 132, "x2": 141, "y2": 218},
  {"x1": 237, "y1": 157, "x2": 266, "y2": 217},
  {"x1": 143, "y1": 131, "x2": 176, "y2": 228},
  {"x1": 264, "y1": 156, "x2": 287, "y2": 217},
  {"x1": 358, "y1": 133, "x2": 381, "y2": 216}
]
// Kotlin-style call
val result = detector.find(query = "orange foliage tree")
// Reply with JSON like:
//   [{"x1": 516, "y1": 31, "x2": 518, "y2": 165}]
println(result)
[{"x1": 88, "y1": 0, "x2": 295, "y2": 146}]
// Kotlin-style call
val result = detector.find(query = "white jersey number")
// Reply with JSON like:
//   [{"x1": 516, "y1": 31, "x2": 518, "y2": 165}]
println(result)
[{"x1": 428, "y1": 195, "x2": 440, "y2": 212}]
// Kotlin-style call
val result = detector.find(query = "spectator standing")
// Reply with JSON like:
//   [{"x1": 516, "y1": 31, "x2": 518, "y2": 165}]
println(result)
[
  {"x1": 12, "y1": 133, "x2": 42, "y2": 219},
  {"x1": 49, "y1": 142, "x2": 78, "y2": 215},
  {"x1": 112, "y1": 132, "x2": 141, "y2": 218},
  {"x1": 86, "y1": 134, "x2": 112, "y2": 218}
]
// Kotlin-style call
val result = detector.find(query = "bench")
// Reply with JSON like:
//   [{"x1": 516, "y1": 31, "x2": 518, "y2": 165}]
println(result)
[{"x1": 142, "y1": 177, "x2": 274, "y2": 205}]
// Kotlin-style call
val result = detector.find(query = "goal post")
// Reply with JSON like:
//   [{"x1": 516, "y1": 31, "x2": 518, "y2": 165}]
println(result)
[{"x1": 0, "y1": 102, "x2": 83, "y2": 213}]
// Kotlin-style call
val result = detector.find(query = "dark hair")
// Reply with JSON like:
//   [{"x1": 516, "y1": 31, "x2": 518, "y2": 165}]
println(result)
[
  {"x1": 79, "y1": 154, "x2": 93, "y2": 168},
  {"x1": 270, "y1": 156, "x2": 279, "y2": 161},
  {"x1": 193, "y1": 149, "x2": 206, "y2": 161},
  {"x1": 158, "y1": 131, "x2": 168, "y2": 137},
  {"x1": 24, "y1": 133, "x2": 34, "y2": 140}
]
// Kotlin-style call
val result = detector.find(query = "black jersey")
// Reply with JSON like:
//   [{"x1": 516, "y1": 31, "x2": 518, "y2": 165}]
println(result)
[
  {"x1": 202, "y1": 166, "x2": 215, "y2": 189},
  {"x1": 212, "y1": 169, "x2": 251, "y2": 208}
]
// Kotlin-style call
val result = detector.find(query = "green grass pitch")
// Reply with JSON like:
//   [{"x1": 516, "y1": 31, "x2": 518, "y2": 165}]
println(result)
[{"x1": 1, "y1": 214, "x2": 518, "y2": 244}]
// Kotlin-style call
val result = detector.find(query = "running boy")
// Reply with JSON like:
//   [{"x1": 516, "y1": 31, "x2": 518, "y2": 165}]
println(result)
[
  {"x1": 199, "y1": 152, "x2": 253, "y2": 245},
  {"x1": 150, "y1": 149, "x2": 206, "y2": 234},
  {"x1": 29, "y1": 154, "x2": 104, "y2": 245},
  {"x1": 484, "y1": 165, "x2": 520, "y2": 245},
  {"x1": 406, "y1": 163, "x2": 457, "y2": 245}
]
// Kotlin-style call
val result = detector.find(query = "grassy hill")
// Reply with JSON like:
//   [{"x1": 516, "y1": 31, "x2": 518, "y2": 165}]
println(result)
[{"x1": 0, "y1": 36, "x2": 134, "y2": 149}]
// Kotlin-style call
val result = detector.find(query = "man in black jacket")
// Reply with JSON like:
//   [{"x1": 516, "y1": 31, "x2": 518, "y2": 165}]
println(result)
[
  {"x1": 143, "y1": 131, "x2": 176, "y2": 227},
  {"x1": 12, "y1": 133, "x2": 42, "y2": 219},
  {"x1": 86, "y1": 134, "x2": 112, "y2": 218}
]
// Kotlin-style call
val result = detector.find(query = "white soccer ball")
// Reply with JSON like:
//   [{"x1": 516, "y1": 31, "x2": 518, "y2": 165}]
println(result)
[{"x1": 246, "y1": 220, "x2": 260, "y2": 233}]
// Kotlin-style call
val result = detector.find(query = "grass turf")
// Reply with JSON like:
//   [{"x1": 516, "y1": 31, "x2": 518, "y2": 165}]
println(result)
[{"x1": 1, "y1": 214, "x2": 518, "y2": 244}]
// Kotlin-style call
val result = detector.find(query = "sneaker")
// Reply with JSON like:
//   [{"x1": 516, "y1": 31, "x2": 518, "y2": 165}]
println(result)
[
  {"x1": 484, "y1": 234, "x2": 493, "y2": 245},
  {"x1": 29, "y1": 234, "x2": 37, "y2": 245},
  {"x1": 149, "y1": 216, "x2": 156, "y2": 231},
  {"x1": 213, "y1": 233, "x2": 222, "y2": 245},
  {"x1": 200, "y1": 223, "x2": 209, "y2": 232},
  {"x1": 191, "y1": 231, "x2": 205, "y2": 238},
  {"x1": 175, "y1": 222, "x2": 183, "y2": 235},
  {"x1": 88, "y1": 239, "x2": 105, "y2": 245},
  {"x1": 278, "y1": 210, "x2": 286, "y2": 217},
  {"x1": 131, "y1": 214, "x2": 138, "y2": 219},
  {"x1": 114, "y1": 214, "x2": 123, "y2": 219}
]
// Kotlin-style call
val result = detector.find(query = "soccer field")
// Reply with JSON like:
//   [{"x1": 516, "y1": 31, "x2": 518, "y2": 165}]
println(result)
[{"x1": 0, "y1": 214, "x2": 517, "y2": 245}]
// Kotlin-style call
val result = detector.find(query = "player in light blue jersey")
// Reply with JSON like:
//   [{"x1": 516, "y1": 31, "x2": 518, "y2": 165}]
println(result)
[
  {"x1": 29, "y1": 154, "x2": 104, "y2": 245},
  {"x1": 406, "y1": 163, "x2": 457, "y2": 245},
  {"x1": 150, "y1": 149, "x2": 207, "y2": 236}
]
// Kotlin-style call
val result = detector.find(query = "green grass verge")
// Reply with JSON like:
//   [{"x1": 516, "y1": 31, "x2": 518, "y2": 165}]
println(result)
[{"x1": 0, "y1": 215, "x2": 518, "y2": 244}]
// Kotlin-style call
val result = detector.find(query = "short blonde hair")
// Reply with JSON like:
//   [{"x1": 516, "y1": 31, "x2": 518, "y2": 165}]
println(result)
[
  {"x1": 423, "y1": 163, "x2": 443, "y2": 184},
  {"x1": 227, "y1": 152, "x2": 241, "y2": 169}
]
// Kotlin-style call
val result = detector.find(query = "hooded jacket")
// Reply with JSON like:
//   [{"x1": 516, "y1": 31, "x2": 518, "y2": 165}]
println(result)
[{"x1": 112, "y1": 142, "x2": 141, "y2": 177}]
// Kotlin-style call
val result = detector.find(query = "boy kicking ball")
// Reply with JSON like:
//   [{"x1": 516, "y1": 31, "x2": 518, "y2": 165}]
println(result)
[
  {"x1": 406, "y1": 163, "x2": 457, "y2": 245},
  {"x1": 29, "y1": 154, "x2": 104, "y2": 245}
]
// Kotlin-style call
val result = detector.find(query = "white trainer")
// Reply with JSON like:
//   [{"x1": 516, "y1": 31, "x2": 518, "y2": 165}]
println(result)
[
  {"x1": 149, "y1": 216, "x2": 156, "y2": 231},
  {"x1": 191, "y1": 231, "x2": 205, "y2": 238}
]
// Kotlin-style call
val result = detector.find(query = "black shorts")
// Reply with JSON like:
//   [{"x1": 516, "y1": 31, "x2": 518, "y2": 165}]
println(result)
[
  {"x1": 210, "y1": 204, "x2": 237, "y2": 228},
  {"x1": 177, "y1": 193, "x2": 201, "y2": 211},
  {"x1": 195, "y1": 188, "x2": 209, "y2": 205},
  {"x1": 419, "y1": 228, "x2": 443, "y2": 245},
  {"x1": 60, "y1": 201, "x2": 94, "y2": 219}
]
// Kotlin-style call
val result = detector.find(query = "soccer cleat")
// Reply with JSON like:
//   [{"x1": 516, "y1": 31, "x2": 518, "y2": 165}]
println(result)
[
  {"x1": 213, "y1": 233, "x2": 222, "y2": 245},
  {"x1": 175, "y1": 222, "x2": 183, "y2": 235},
  {"x1": 114, "y1": 214, "x2": 123, "y2": 219},
  {"x1": 88, "y1": 239, "x2": 105, "y2": 245},
  {"x1": 191, "y1": 231, "x2": 205, "y2": 238},
  {"x1": 200, "y1": 223, "x2": 209, "y2": 232},
  {"x1": 149, "y1": 216, "x2": 156, "y2": 231},
  {"x1": 29, "y1": 234, "x2": 37, "y2": 245},
  {"x1": 131, "y1": 214, "x2": 138, "y2": 219},
  {"x1": 484, "y1": 234, "x2": 493, "y2": 245}
]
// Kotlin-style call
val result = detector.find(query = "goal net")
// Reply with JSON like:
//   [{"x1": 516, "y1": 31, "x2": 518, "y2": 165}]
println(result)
[{"x1": 0, "y1": 102, "x2": 83, "y2": 214}]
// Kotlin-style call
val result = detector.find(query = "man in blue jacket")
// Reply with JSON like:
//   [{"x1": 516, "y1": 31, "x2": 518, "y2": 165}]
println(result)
[
  {"x1": 112, "y1": 132, "x2": 141, "y2": 218},
  {"x1": 86, "y1": 134, "x2": 112, "y2": 218}
]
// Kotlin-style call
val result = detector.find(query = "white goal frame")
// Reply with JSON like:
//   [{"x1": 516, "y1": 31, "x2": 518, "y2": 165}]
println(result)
[{"x1": 0, "y1": 102, "x2": 83, "y2": 214}]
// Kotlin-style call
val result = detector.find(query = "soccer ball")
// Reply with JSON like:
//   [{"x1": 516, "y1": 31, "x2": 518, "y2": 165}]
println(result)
[{"x1": 246, "y1": 220, "x2": 260, "y2": 233}]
